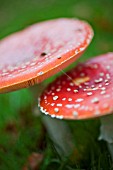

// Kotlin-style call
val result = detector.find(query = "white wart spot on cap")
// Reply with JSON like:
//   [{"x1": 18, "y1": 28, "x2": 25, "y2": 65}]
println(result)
[
  {"x1": 56, "y1": 88, "x2": 61, "y2": 92},
  {"x1": 99, "y1": 72, "x2": 104, "y2": 76},
  {"x1": 70, "y1": 82, "x2": 74, "y2": 86},
  {"x1": 94, "y1": 110, "x2": 100, "y2": 115},
  {"x1": 38, "y1": 71, "x2": 44, "y2": 75},
  {"x1": 74, "y1": 89, "x2": 78, "y2": 93},
  {"x1": 94, "y1": 78, "x2": 103, "y2": 83},
  {"x1": 100, "y1": 91, "x2": 106, "y2": 95},
  {"x1": 68, "y1": 98, "x2": 72, "y2": 102},
  {"x1": 74, "y1": 104, "x2": 80, "y2": 108},
  {"x1": 53, "y1": 96, "x2": 59, "y2": 100},
  {"x1": 75, "y1": 98, "x2": 84, "y2": 102},
  {"x1": 91, "y1": 97, "x2": 99, "y2": 103},
  {"x1": 106, "y1": 65, "x2": 110, "y2": 70},
  {"x1": 51, "y1": 103, "x2": 55, "y2": 106},
  {"x1": 62, "y1": 98, "x2": 66, "y2": 101},
  {"x1": 54, "y1": 108, "x2": 59, "y2": 113},
  {"x1": 67, "y1": 88, "x2": 71, "y2": 91},
  {"x1": 87, "y1": 92, "x2": 93, "y2": 96},
  {"x1": 57, "y1": 103, "x2": 62, "y2": 107},
  {"x1": 73, "y1": 111, "x2": 78, "y2": 117},
  {"x1": 65, "y1": 104, "x2": 73, "y2": 108}
]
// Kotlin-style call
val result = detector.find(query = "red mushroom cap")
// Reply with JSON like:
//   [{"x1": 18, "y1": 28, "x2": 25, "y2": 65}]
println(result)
[
  {"x1": 0, "y1": 18, "x2": 93, "y2": 93},
  {"x1": 39, "y1": 52, "x2": 113, "y2": 120}
]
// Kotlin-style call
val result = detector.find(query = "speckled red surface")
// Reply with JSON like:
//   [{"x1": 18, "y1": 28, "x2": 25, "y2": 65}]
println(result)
[
  {"x1": 0, "y1": 18, "x2": 93, "y2": 93},
  {"x1": 39, "y1": 53, "x2": 113, "y2": 120}
]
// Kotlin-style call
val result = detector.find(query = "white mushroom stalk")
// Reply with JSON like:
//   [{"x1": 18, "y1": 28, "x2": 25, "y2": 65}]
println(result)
[
  {"x1": 31, "y1": 84, "x2": 75, "y2": 159},
  {"x1": 42, "y1": 115, "x2": 74, "y2": 157}
]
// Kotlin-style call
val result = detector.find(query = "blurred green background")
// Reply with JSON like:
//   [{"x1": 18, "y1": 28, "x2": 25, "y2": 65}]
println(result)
[{"x1": 0, "y1": 0, "x2": 113, "y2": 169}]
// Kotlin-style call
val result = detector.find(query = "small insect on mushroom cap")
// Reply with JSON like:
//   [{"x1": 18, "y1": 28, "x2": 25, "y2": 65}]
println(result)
[
  {"x1": 39, "y1": 52, "x2": 113, "y2": 120},
  {"x1": 0, "y1": 18, "x2": 93, "y2": 93}
]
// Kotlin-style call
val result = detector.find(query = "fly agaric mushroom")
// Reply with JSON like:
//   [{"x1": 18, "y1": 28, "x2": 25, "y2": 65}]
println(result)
[
  {"x1": 0, "y1": 18, "x2": 93, "y2": 94},
  {"x1": 39, "y1": 52, "x2": 113, "y2": 160},
  {"x1": 0, "y1": 18, "x2": 93, "y2": 159}
]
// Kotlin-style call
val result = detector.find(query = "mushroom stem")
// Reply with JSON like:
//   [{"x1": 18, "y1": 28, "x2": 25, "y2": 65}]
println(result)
[
  {"x1": 99, "y1": 114, "x2": 113, "y2": 160},
  {"x1": 42, "y1": 115, "x2": 74, "y2": 158},
  {"x1": 30, "y1": 84, "x2": 75, "y2": 159}
]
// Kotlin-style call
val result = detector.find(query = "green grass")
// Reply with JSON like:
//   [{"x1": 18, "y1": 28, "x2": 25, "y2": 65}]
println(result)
[{"x1": 0, "y1": 0, "x2": 113, "y2": 169}]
